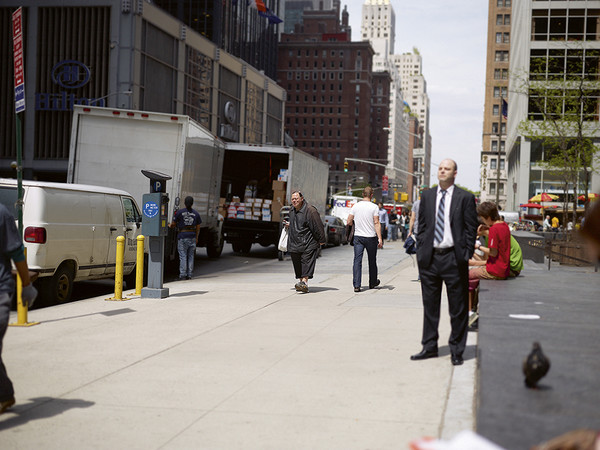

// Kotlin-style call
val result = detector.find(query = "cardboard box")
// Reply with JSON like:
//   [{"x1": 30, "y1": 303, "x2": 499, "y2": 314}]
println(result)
[
  {"x1": 272, "y1": 180, "x2": 286, "y2": 191},
  {"x1": 272, "y1": 209, "x2": 281, "y2": 222},
  {"x1": 262, "y1": 214, "x2": 272, "y2": 222}
]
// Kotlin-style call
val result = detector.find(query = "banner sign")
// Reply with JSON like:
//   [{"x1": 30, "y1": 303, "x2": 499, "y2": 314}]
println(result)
[{"x1": 12, "y1": 7, "x2": 25, "y2": 113}]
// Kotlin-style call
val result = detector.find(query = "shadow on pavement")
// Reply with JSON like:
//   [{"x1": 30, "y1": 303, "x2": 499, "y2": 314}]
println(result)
[{"x1": 0, "y1": 397, "x2": 94, "y2": 430}]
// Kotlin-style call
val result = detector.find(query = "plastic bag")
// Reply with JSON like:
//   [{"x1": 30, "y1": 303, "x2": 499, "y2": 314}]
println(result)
[{"x1": 278, "y1": 227, "x2": 288, "y2": 252}]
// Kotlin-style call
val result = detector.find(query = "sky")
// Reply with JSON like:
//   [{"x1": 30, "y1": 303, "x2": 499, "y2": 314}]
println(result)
[{"x1": 344, "y1": 0, "x2": 489, "y2": 191}]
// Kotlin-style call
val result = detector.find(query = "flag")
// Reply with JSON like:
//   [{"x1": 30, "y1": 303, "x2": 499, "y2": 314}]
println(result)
[
  {"x1": 501, "y1": 98, "x2": 508, "y2": 120},
  {"x1": 259, "y1": 7, "x2": 283, "y2": 24},
  {"x1": 249, "y1": 0, "x2": 267, "y2": 12}
]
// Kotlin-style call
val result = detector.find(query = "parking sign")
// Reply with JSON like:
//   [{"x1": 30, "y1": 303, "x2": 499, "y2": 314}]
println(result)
[{"x1": 13, "y1": 7, "x2": 25, "y2": 113}]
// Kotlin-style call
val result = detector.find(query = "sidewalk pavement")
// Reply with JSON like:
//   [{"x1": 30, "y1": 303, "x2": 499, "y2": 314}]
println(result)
[{"x1": 1, "y1": 240, "x2": 476, "y2": 449}]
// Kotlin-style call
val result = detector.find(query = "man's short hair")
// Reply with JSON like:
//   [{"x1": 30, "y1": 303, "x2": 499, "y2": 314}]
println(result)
[
  {"x1": 363, "y1": 186, "x2": 373, "y2": 198},
  {"x1": 477, "y1": 201, "x2": 501, "y2": 221}
]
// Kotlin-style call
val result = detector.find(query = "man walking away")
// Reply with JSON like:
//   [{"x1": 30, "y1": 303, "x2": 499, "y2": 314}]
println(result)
[
  {"x1": 347, "y1": 187, "x2": 383, "y2": 293},
  {"x1": 378, "y1": 203, "x2": 389, "y2": 244},
  {"x1": 170, "y1": 196, "x2": 202, "y2": 280},
  {"x1": 287, "y1": 191, "x2": 325, "y2": 293},
  {"x1": 411, "y1": 159, "x2": 478, "y2": 366},
  {"x1": 1, "y1": 204, "x2": 38, "y2": 414}
]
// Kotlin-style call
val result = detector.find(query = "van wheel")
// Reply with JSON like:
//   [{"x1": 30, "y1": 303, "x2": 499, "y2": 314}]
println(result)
[{"x1": 39, "y1": 264, "x2": 74, "y2": 304}]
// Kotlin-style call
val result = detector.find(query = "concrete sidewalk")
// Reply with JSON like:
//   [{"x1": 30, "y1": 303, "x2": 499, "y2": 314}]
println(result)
[{"x1": 1, "y1": 240, "x2": 476, "y2": 449}]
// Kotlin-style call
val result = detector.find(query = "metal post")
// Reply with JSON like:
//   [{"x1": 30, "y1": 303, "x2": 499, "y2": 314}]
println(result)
[
  {"x1": 135, "y1": 235, "x2": 145, "y2": 295},
  {"x1": 107, "y1": 236, "x2": 128, "y2": 301}
]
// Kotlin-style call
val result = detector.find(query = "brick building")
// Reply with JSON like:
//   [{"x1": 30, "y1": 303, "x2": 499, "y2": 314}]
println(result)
[{"x1": 277, "y1": 3, "x2": 389, "y2": 197}]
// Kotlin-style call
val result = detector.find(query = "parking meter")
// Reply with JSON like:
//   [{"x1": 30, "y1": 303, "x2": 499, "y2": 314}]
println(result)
[{"x1": 140, "y1": 170, "x2": 171, "y2": 299}]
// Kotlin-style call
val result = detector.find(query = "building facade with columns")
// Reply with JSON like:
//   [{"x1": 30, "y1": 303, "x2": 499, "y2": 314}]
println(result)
[{"x1": 0, "y1": 1, "x2": 285, "y2": 181}]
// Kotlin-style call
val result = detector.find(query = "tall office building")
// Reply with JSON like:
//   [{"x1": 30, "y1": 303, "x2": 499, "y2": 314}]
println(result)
[
  {"x1": 277, "y1": 4, "x2": 391, "y2": 196},
  {"x1": 282, "y1": 0, "x2": 333, "y2": 34},
  {"x1": 393, "y1": 52, "x2": 432, "y2": 193},
  {"x1": 480, "y1": 0, "x2": 511, "y2": 210},
  {"x1": 153, "y1": 0, "x2": 281, "y2": 79},
  {"x1": 361, "y1": 0, "x2": 395, "y2": 70},
  {"x1": 506, "y1": 1, "x2": 600, "y2": 211},
  {"x1": 360, "y1": 0, "x2": 412, "y2": 199},
  {"x1": 0, "y1": 1, "x2": 285, "y2": 180}
]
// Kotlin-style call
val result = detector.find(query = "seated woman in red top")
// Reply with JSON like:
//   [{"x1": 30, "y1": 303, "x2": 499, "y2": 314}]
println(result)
[{"x1": 469, "y1": 201, "x2": 511, "y2": 281}]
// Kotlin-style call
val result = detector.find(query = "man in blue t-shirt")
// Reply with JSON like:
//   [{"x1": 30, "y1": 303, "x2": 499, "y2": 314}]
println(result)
[{"x1": 169, "y1": 196, "x2": 202, "y2": 280}]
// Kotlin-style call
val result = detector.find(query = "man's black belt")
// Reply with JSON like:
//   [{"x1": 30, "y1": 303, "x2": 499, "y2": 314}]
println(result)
[
  {"x1": 180, "y1": 227, "x2": 196, "y2": 232},
  {"x1": 433, "y1": 246, "x2": 454, "y2": 255}
]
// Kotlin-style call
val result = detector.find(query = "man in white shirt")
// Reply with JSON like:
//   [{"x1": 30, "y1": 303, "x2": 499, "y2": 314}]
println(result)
[{"x1": 346, "y1": 186, "x2": 383, "y2": 293}]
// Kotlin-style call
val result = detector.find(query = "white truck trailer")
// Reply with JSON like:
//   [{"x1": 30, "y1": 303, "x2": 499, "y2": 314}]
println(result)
[
  {"x1": 68, "y1": 105, "x2": 225, "y2": 264},
  {"x1": 221, "y1": 143, "x2": 329, "y2": 254}
]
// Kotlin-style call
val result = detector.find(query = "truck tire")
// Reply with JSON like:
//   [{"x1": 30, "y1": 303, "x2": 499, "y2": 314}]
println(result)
[
  {"x1": 206, "y1": 230, "x2": 224, "y2": 258},
  {"x1": 38, "y1": 263, "x2": 75, "y2": 304},
  {"x1": 240, "y1": 242, "x2": 252, "y2": 254}
]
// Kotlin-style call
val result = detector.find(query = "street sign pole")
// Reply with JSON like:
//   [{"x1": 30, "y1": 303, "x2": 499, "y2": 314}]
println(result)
[{"x1": 13, "y1": 7, "x2": 26, "y2": 235}]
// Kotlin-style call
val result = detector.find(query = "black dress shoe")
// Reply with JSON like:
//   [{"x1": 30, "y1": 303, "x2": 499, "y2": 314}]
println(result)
[
  {"x1": 369, "y1": 279, "x2": 381, "y2": 289},
  {"x1": 354, "y1": 287, "x2": 361, "y2": 293},
  {"x1": 451, "y1": 354, "x2": 464, "y2": 366},
  {"x1": 410, "y1": 349, "x2": 438, "y2": 360}
]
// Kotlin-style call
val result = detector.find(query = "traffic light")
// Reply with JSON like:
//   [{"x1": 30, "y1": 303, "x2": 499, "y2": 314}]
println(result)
[
  {"x1": 394, "y1": 191, "x2": 399, "y2": 201},
  {"x1": 343, "y1": 160, "x2": 348, "y2": 172}
]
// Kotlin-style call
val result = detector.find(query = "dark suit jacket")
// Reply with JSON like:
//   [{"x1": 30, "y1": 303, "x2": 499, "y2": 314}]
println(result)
[{"x1": 415, "y1": 185, "x2": 478, "y2": 270}]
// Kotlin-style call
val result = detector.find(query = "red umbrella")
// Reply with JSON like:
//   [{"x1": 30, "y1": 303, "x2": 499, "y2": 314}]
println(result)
[
  {"x1": 578, "y1": 193, "x2": 600, "y2": 201},
  {"x1": 529, "y1": 193, "x2": 559, "y2": 202},
  {"x1": 520, "y1": 203, "x2": 543, "y2": 209}
]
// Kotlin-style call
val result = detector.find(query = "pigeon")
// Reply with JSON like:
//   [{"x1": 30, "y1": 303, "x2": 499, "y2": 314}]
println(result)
[{"x1": 523, "y1": 341, "x2": 551, "y2": 388}]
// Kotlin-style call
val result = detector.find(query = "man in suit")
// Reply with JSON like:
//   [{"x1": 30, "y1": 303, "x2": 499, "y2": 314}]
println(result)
[{"x1": 411, "y1": 159, "x2": 478, "y2": 366}]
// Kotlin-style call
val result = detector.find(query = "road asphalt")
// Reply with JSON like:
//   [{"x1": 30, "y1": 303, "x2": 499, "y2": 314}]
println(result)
[{"x1": 1, "y1": 239, "x2": 477, "y2": 449}]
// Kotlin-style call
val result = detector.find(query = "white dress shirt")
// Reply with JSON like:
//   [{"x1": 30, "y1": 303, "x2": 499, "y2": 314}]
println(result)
[{"x1": 435, "y1": 184, "x2": 454, "y2": 248}]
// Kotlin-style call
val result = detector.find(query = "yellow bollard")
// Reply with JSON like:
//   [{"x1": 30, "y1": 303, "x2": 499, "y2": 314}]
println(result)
[
  {"x1": 10, "y1": 247, "x2": 40, "y2": 327},
  {"x1": 135, "y1": 235, "x2": 145, "y2": 295},
  {"x1": 106, "y1": 236, "x2": 129, "y2": 301}
]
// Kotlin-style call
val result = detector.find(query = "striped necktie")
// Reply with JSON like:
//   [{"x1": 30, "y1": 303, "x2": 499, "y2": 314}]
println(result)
[{"x1": 434, "y1": 190, "x2": 447, "y2": 246}]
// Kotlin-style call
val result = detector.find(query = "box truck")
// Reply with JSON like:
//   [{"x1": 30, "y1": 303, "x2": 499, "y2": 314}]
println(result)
[
  {"x1": 68, "y1": 105, "x2": 225, "y2": 265},
  {"x1": 221, "y1": 143, "x2": 329, "y2": 254}
]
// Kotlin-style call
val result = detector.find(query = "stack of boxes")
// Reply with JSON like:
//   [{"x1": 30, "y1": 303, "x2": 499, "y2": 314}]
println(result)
[
  {"x1": 224, "y1": 176, "x2": 287, "y2": 222},
  {"x1": 272, "y1": 180, "x2": 286, "y2": 222}
]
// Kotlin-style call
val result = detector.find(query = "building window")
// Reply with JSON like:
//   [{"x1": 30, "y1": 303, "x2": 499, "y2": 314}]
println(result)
[
  {"x1": 492, "y1": 123, "x2": 499, "y2": 134},
  {"x1": 496, "y1": 14, "x2": 503, "y2": 26},
  {"x1": 490, "y1": 182, "x2": 496, "y2": 195},
  {"x1": 491, "y1": 158, "x2": 497, "y2": 169},
  {"x1": 504, "y1": 15, "x2": 510, "y2": 26},
  {"x1": 493, "y1": 104, "x2": 500, "y2": 116},
  {"x1": 496, "y1": 32, "x2": 502, "y2": 44},
  {"x1": 500, "y1": 159, "x2": 505, "y2": 170},
  {"x1": 503, "y1": 33, "x2": 510, "y2": 44}
]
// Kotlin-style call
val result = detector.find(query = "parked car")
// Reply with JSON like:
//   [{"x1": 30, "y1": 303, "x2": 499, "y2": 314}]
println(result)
[{"x1": 324, "y1": 215, "x2": 347, "y2": 247}]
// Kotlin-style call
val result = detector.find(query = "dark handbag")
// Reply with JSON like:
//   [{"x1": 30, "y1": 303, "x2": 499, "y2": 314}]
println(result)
[
  {"x1": 345, "y1": 223, "x2": 355, "y2": 246},
  {"x1": 404, "y1": 235, "x2": 417, "y2": 255}
]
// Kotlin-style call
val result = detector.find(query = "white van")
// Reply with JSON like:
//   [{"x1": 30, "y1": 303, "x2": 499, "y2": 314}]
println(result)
[{"x1": 0, "y1": 179, "x2": 143, "y2": 303}]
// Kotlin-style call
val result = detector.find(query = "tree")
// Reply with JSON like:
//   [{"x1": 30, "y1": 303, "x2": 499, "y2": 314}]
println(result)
[{"x1": 515, "y1": 43, "x2": 600, "y2": 225}]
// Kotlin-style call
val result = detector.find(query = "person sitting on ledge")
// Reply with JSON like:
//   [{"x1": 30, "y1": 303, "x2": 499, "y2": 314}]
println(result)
[{"x1": 468, "y1": 202, "x2": 511, "y2": 282}]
